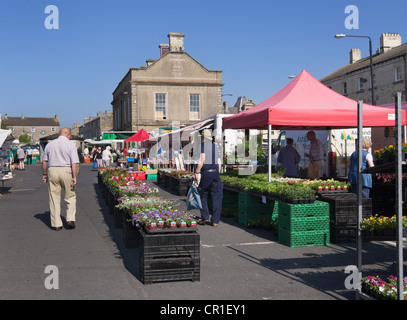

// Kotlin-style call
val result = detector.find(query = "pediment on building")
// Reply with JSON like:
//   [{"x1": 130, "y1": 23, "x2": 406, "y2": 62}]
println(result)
[{"x1": 132, "y1": 51, "x2": 222, "y2": 84}]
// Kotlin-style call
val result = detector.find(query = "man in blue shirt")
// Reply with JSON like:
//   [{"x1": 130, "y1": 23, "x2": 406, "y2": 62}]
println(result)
[{"x1": 277, "y1": 138, "x2": 301, "y2": 177}]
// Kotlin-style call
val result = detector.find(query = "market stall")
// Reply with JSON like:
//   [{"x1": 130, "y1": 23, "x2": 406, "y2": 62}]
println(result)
[
  {"x1": 222, "y1": 70, "x2": 407, "y2": 300},
  {"x1": 0, "y1": 129, "x2": 14, "y2": 191},
  {"x1": 123, "y1": 129, "x2": 152, "y2": 173},
  {"x1": 223, "y1": 70, "x2": 407, "y2": 180},
  {"x1": 146, "y1": 115, "x2": 224, "y2": 170}
]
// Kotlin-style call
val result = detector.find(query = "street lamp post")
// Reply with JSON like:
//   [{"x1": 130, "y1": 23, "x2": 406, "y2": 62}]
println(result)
[{"x1": 335, "y1": 34, "x2": 375, "y2": 105}]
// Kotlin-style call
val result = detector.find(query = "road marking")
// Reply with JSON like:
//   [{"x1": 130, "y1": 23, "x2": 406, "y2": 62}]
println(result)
[
  {"x1": 201, "y1": 241, "x2": 276, "y2": 248},
  {"x1": 11, "y1": 188, "x2": 37, "y2": 192}
]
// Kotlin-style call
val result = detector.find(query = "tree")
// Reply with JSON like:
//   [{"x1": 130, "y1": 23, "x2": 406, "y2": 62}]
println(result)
[
  {"x1": 19, "y1": 134, "x2": 31, "y2": 144},
  {"x1": 1, "y1": 119, "x2": 8, "y2": 129}
]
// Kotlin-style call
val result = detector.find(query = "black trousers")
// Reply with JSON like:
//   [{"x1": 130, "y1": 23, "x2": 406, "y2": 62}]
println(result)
[{"x1": 199, "y1": 171, "x2": 223, "y2": 223}]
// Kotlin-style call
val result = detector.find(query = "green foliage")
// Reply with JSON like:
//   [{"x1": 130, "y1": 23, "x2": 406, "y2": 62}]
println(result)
[{"x1": 18, "y1": 133, "x2": 31, "y2": 144}]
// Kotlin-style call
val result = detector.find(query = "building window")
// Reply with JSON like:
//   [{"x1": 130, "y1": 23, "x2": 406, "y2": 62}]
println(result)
[
  {"x1": 189, "y1": 94, "x2": 201, "y2": 120},
  {"x1": 51, "y1": 127, "x2": 55, "y2": 132},
  {"x1": 123, "y1": 100, "x2": 127, "y2": 125},
  {"x1": 155, "y1": 93, "x2": 167, "y2": 120},
  {"x1": 395, "y1": 66, "x2": 402, "y2": 81},
  {"x1": 31, "y1": 127, "x2": 35, "y2": 133},
  {"x1": 358, "y1": 78, "x2": 366, "y2": 91},
  {"x1": 342, "y1": 82, "x2": 347, "y2": 95},
  {"x1": 127, "y1": 96, "x2": 131, "y2": 124}
]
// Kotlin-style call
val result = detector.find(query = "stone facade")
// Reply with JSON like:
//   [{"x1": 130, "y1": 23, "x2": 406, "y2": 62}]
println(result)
[
  {"x1": 2, "y1": 114, "x2": 60, "y2": 144},
  {"x1": 112, "y1": 32, "x2": 224, "y2": 136},
  {"x1": 320, "y1": 33, "x2": 407, "y2": 149},
  {"x1": 79, "y1": 110, "x2": 113, "y2": 140}
]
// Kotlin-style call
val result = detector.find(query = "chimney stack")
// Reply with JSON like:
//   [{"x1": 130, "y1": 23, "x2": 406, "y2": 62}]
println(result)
[
  {"x1": 159, "y1": 44, "x2": 170, "y2": 56},
  {"x1": 350, "y1": 48, "x2": 361, "y2": 64},
  {"x1": 168, "y1": 32, "x2": 185, "y2": 52},
  {"x1": 379, "y1": 33, "x2": 402, "y2": 53}
]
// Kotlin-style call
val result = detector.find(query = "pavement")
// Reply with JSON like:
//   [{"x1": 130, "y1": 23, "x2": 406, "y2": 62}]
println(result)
[{"x1": 0, "y1": 162, "x2": 405, "y2": 301}]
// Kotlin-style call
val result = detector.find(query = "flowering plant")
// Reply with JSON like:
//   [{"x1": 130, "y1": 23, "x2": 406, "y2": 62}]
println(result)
[
  {"x1": 170, "y1": 170, "x2": 193, "y2": 179},
  {"x1": 375, "y1": 173, "x2": 407, "y2": 183},
  {"x1": 131, "y1": 209, "x2": 198, "y2": 229},
  {"x1": 116, "y1": 195, "x2": 176, "y2": 214},
  {"x1": 361, "y1": 215, "x2": 407, "y2": 231},
  {"x1": 118, "y1": 182, "x2": 159, "y2": 197},
  {"x1": 362, "y1": 275, "x2": 407, "y2": 300},
  {"x1": 374, "y1": 143, "x2": 407, "y2": 159}
]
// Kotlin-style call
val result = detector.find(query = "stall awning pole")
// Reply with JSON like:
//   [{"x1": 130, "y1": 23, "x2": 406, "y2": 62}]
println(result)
[
  {"x1": 357, "y1": 100, "x2": 363, "y2": 289},
  {"x1": 268, "y1": 124, "x2": 272, "y2": 182},
  {"x1": 395, "y1": 92, "x2": 404, "y2": 300}
]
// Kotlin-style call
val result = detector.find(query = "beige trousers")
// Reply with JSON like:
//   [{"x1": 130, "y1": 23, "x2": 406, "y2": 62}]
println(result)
[
  {"x1": 48, "y1": 166, "x2": 76, "y2": 228},
  {"x1": 307, "y1": 160, "x2": 325, "y2": 179}
]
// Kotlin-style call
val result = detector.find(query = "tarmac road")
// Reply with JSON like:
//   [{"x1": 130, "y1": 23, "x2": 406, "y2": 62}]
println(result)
[{"x1": 0, "y1": 162, "x2": 405, "y2": 301}]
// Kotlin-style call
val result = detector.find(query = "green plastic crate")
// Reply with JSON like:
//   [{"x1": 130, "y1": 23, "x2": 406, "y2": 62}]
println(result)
[
  {"x1": 222, "y1": 189, "x2": 239, "y2": 217},
  {"x1": 278, "y1": 201, "x2": 329, "y2": 220},
  {"x1": 238, "y1": 192, "x2": 278, "y2": 226},
  {"x1": 279, "y1": 216, "x2": 329, "y2": 233},
  {"x1": 278, "y1": 229, "x2": 330, "y2": 247}
]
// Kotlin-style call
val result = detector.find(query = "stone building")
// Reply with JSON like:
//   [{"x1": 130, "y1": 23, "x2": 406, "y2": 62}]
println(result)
[
  {"x1": 2, "y1": 114, "x2": 60, "y2": 144},
  {"x1": 111, "y1": 32, "x2": 224, "y2": 136},
  {"x1": 320, "y1": 33, "x2": 407, "y2": 148},
  {"x1": 78, "y1": 110, "x2": 113, "y2": 140}
]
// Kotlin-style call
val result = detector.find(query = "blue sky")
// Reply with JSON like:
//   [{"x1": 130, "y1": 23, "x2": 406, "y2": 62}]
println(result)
[{"x1": 1, "y1": 0, "x2": 407, "y2": 128}]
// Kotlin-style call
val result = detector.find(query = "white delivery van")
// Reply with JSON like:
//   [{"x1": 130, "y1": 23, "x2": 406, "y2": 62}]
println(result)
[{"x1": 273, "y1": 128, "x2": 371, "y2": 178}]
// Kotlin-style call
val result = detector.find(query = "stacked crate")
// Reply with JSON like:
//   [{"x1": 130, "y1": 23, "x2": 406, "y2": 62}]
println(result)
[
  {"x1": 122, "y1": 210, "x2": 141, "y2": 249},
  {"x1": 221, "y1": 188, "x2": 239, "y2": 218},
  {"x1": 139, "y1": 229, "x2": 200, "y2": 284},
  {"x1": 319, "y1": 193, "x2": 372, "y2": 243},
  {"x1": 238, "y1": 192, "x2": 278, "y2": 227},
  {"x1": 278, "y1": 201, "x2": 330, "y2": 247}
]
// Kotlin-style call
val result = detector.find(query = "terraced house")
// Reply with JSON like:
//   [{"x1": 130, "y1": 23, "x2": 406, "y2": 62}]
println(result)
[
  {"x1": 320, "y1": 33, "x2": 407, "y2": 148},
  {"x1": 2, "y1": 114, "x2": 60, "y2": 144}
]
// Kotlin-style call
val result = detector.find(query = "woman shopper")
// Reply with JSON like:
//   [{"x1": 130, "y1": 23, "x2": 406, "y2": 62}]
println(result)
[
  {"x1": 102, "y1": 146, "x2": 113, "y2": 167},
  {"x1": 348, "y1": 138, "x2": 375, "y2": 198},
  {"x1": 93, "y1": 147, "x2": 103, "y2": 168}
]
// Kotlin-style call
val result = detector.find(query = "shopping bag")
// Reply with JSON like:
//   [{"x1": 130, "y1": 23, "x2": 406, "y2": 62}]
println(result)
[
  {"x1": 186, "y1": 184, "x2": 202, "y2": 210},
  {"x1": 93, "y1": 161, "x2": 97, "y2": 169}
]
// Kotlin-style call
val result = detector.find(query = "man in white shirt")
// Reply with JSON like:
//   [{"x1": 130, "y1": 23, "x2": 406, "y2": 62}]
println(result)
[
  {"x1": 26, "y1": 147, "x2": 33, "y2": 165},
  {"x1": 42, "y1": 128, "x2": 79, "y2": 231},
  {"x1": 305, "y1": 131, "x2": 325, "y2": 179}
]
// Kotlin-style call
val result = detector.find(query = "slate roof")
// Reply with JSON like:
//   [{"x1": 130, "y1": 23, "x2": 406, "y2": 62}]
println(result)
[
  {"x1": 6, "y1": 116, "x2": 60, "y2": 127},
  {"x1": 320, "y1": 43, "x2": 407, "y2": 83},
  {"x1": 39, "y1": 133, "x2": 83, "y2": 142}
]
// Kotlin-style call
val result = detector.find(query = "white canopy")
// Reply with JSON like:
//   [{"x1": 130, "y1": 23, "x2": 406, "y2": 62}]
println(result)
[{"x1": 0, "y1": 129, "x2": 12, "y2": 148}]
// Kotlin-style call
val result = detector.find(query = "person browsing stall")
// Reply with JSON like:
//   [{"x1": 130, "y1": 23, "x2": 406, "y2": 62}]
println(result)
[
  {"x1": 42, "y1": 127, "x2": 79, "y2": 231},
  {"x1": 17, "y1": 146, "x2": 26, "y2": 170},
  {"x1": 348, "y1": 138, "x2": 375, "y2": 198},
  {"x1": 194, "y1": 129, "x2": 223, "y2": 227},
  {"x1": 305, "y1": 131, "x2": 325, "y2": 179},
  {"x1": 277, "y1": 137, "x2": 301, "y2": 177}
]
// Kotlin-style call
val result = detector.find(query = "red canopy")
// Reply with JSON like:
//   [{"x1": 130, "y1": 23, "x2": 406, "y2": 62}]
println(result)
[
  {"x1": 124, "y1": 129, "x2": 152, "y2": 142},
  {"x1": 222, "y1": 70, "x2": 407, "y2": 130}
]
